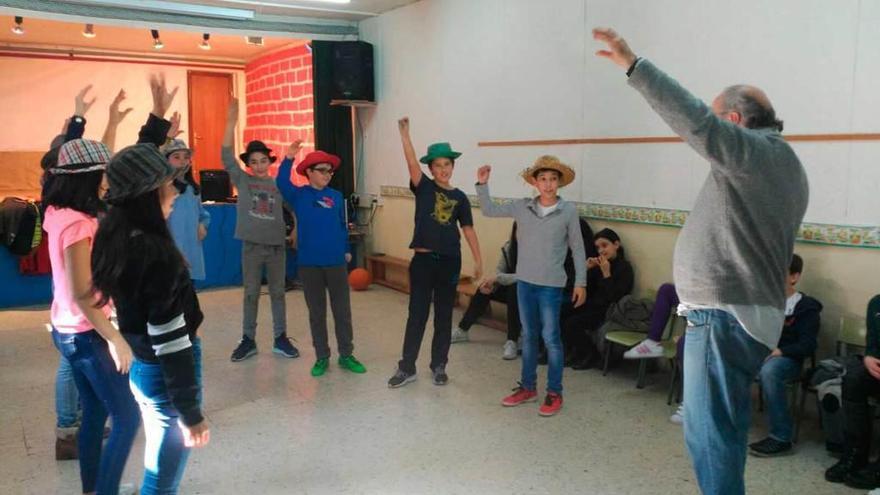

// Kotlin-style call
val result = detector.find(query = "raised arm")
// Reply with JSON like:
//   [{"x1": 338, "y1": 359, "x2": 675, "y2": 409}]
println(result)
[
  {"x1": 138, "y1": 74, "x2": 177, "y2": 146},
  {"x1": 398, "y1": 117, "x2": 423, "y2": 187},
  {"x1": 593, "y1": 27, "x2": 767, "y2": 172},
  {"x1": 102, "y1": 89, "x2": 133, "y2": 152},
  {"x1": 221, "y1": 98, "x2": 244, "y2": 184},
  {"x1": 64, "y1": 85, "x2": 95, "y2": 142},
  {"x1": 275, "y1": 140, "x2": 304, "y2": 205},
  {"x1": 474, "y1": 165, "x2": 516, "y2": 218}
]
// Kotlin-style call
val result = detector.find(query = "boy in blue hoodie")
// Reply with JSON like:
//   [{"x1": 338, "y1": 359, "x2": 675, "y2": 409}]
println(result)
[{"x1": 276, "y1": 140, "x2": 366, "y2": 377}]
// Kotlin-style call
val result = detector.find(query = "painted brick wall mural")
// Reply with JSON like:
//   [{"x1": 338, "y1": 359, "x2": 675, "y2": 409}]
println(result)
[{"x1": 243, "y1": 43, "x2": 313, "y2": 185}]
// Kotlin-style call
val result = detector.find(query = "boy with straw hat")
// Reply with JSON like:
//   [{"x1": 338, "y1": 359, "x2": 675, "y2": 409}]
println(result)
[{"x1": 475, "y1": 155, "x2": 586, "y2": 416}]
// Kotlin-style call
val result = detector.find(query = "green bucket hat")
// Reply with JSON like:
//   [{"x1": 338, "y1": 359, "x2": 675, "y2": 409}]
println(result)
[{"x1": 419, "y1": 142, "x2": 462, "y2": 165}]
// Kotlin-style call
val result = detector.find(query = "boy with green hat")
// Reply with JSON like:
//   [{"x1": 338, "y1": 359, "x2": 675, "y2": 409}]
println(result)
[{"x1": 388, "y1": 117, "x2": 483, "y2": 388}]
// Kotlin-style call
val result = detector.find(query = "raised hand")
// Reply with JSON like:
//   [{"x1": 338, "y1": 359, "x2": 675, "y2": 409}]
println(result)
[
  {"x1": 397, "y1": 117, "x2": 410, "y2": 134},
  {"x1": 167, "y1": 111, "x2": 184, "y2": 139},
  {"x1": 149, "y1": 73, "x2": 180, "y2": 118},
  {"x1": 477, "y1": 165, "x2": 492, "y2": 184},
  {"x1": 286, "y1": 139, "x2": 304, "y2": 159},
  {"x1": 108, "y1": 89, "x2": 134, "y2": 124},
  {"x1": 75, "y1": 85, "x2": 96, "y2": 117},
  {"x1": 592, "y1": 27, "x2": 638, "y2": 69},
  {"x1": 227, "y1": 97, "x2": 239, "y2": 121}
]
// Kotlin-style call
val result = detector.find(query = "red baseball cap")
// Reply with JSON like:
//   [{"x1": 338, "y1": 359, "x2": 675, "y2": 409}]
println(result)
[{"x1": 296, "y1": 151, "x2": 341, "y2": 176}]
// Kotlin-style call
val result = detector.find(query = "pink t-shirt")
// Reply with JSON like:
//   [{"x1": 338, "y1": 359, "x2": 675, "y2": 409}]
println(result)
[{"x1": 44, "y1": 206, "x2": 112, "y2": 333}]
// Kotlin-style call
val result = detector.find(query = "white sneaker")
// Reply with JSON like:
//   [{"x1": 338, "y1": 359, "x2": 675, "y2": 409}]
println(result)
[
  {"x1": 670, "y1": 404, "x2": 684, "y2": 425},
  {"x1": 624, "y1": 339, "x2": 664, "y2": 359},
  {"x1": 451, "y1": 327, "x2": 469, "y2": 343},
  {"x1": 502, "y1": 340, "x2": 518, "y2": 360}
]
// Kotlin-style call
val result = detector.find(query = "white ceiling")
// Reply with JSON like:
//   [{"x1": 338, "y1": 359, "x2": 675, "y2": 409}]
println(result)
[{"x1": 72, "y1": 0, "x2": 421, "y2": 21}]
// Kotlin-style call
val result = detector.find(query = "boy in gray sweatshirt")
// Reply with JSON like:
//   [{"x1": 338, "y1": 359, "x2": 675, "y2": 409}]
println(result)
[
  {"x1": 594, "y1": 28, "x2": 808, "y2": 495},
  {"x1": 476, "y1": 155, "x2": 586, "y2": 417}
]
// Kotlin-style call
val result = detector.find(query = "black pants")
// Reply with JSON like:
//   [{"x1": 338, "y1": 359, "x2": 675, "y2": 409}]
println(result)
[
  {"x1": 458, "y1": 284, "x2": 521, "y2": 342},
  {"x1": 561, "y1": 303, "x2": 608, "y2": 359},
  {"x1": 399, "y1": 253, "x2": 461, "y2": 374},
  {"x1": 842, "y1": 362, "x2": 880, "y2": 454}
]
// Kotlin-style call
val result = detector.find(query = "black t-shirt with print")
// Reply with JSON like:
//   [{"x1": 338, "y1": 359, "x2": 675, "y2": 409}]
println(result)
[{"x1": 409, "y1": 173, "x2": 473, "y2": 257}]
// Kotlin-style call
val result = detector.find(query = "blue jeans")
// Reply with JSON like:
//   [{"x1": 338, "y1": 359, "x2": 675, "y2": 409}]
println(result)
[
  {"x1": 517, "y1": 281, "x2": 564, "y2": 394},
  {"x1": 130, "y1": 359, "x2": 192, "y2": 495},
  {"x1": 758, "y1": 356, "x2": 802, "y2": 442},
  {"x1": 683, "y1": 309, "x2": 769, "y2": 495},
  {"x1": 192, "y1": 336, "x2": 203, "y2": 407},
  {"x1": 51, "y1": 329, "x2": 141, "y2": 494},
  {"x1": 55, "y1": 353, "x2": 80, "y2": 428}
]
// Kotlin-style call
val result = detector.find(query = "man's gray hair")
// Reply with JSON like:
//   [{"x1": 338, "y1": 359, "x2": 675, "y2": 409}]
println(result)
[{"x1": 720, "y1": 85, "x2": 784, "y2": 132}]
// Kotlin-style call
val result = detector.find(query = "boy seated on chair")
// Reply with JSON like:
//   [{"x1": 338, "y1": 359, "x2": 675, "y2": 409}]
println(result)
[
  {"x1": 825, "y1": 294, "x2": 880, "y2": 489},
  {"x1": 749, "y1": 254, "x2": 822, "y2": 457}
]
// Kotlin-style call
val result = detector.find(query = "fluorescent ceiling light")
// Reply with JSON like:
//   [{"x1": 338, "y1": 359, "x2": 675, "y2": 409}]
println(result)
[
  {"x1": 65, "y1": 1, "x2": 255, "y2": 20},
  {"x1": 218, "y1": 1, "x2": 352, "y2": 7}
]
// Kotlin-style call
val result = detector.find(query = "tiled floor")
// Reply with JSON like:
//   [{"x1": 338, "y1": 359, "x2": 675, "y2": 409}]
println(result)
[{"x1": 0, "y1": 286, "x2": 847, "y2": 494}]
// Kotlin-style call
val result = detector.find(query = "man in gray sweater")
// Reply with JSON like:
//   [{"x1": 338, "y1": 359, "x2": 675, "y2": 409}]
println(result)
[{"x1": 594, "y1": 28, "x2": 808, "y2": 495}]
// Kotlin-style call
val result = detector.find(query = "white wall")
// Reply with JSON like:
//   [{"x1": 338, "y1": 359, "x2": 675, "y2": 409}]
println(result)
[
  {"x1": 0, "y1": 57, "x2": 245, "y2": 152},
  {"x1": 358, "y1": 0, "x2": 880, "y2": 226}
]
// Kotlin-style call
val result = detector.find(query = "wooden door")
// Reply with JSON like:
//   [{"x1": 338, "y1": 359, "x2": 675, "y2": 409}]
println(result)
[{"x1": 187, "y1": 72, "x2": 233, "y2": 176}]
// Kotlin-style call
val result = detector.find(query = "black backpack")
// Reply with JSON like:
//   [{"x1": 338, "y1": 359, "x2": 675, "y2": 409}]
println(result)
[{"x1": 0, "y1": 197, "x2": 42, "y2": 256}]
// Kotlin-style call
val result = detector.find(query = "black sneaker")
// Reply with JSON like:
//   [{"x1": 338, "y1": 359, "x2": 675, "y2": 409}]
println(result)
[
  {"x1": 230, "y1": 336, "x2": 257, "y2": 362},
  {"x1": 846, "y1": 462, "x2": 880, "y2": 490},
  {"x1": 748, "y1": 437, "x2": 793, "y2": 457},
  {"x1": 273, "y1": 334, "x2": 300, "y2": 358},
  {"x1": 826, "y1": 448, "x2": 868, "y2": 483},
  {"x1": 388, "y1": 368, "x2": 416, "y2": 388},
  {"x1": 432, "y1": 365, "x2": 449, "y2": 386}
]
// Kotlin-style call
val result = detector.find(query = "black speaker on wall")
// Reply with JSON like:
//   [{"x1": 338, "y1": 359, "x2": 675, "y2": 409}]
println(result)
[{"x1": 331, "y1": 41, "x2": 374, "y2": 102}]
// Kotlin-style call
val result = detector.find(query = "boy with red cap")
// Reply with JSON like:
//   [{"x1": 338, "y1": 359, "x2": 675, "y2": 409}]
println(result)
[{"x1": 276, "y1": 140, "x2": 366, "y2": 377}]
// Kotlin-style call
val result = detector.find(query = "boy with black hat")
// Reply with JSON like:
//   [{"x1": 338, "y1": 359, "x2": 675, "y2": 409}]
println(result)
[{"x1": 222, "y1": 98, "x2": 298, "y2": 362}]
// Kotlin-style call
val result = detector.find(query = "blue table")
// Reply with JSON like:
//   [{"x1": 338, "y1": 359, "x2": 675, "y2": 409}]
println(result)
[{"x1": 0, "y1": 203, "x2": 298, "y2": 309}]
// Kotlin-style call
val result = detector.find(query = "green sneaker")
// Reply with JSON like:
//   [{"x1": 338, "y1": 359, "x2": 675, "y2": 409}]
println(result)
[
  {"x1": 338, "y1": 355, "x2": 367, "y2": 374},
  {"x1": 311, "y1": 358, "x2": 329, "y2": 377}
]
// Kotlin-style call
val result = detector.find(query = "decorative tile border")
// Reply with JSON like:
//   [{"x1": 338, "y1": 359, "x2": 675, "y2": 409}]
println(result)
[{"x1": 379, "y1": 185, "x2": 880, "y2": 249}]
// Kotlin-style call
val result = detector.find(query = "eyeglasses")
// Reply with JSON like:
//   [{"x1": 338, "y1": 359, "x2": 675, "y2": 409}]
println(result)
[{"x1": 311, "y1": 167, "x2": 334, "y2": 175}]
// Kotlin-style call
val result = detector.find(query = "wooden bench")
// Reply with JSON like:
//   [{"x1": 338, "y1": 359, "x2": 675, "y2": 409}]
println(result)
[{"x1": 366, "y1": 254, "x2": 506, "y2": 330}]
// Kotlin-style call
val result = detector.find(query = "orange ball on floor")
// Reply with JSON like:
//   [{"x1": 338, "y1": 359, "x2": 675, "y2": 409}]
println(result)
[{"x1": 348, "y1": 268, "x2": 373, "y2": 291}]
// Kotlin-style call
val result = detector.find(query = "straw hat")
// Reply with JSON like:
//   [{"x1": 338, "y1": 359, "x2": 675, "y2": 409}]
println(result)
[{"x1": 521, "y1": 155, "x2": 575, "y2": 187}]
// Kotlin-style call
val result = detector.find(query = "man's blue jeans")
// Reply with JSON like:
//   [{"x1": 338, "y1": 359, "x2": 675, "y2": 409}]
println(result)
[
  {"x1": 517, "y1": 281, "x2": 564, "y2": 394},
  {"x1": 758, "y1": 356, "x2": 802, "y2": 442},
  {"x1": 683, "y1": 309, "x2": 769, "y2": 495}
]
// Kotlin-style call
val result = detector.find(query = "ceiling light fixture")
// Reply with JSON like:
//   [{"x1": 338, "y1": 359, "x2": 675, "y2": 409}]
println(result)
[
  {"x1": 11, "y1": 16, "x2": 24, "y2": 35},
  {"x1": 82, "y1": 23, "x2": 96, "y2": 38},
  {"x1": 199, "y1": 33, "x2": 211, "y2": 50},
  {"x1": 151, "y1": 29, "x2": 164, "y2": 50}
]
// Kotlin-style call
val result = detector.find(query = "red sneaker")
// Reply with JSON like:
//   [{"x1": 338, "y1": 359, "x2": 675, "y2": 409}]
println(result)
[
  {"x1": 501, "y1": 384, "x2": 538, "y2": 407},
  {"x1": 538, "y1": 392, "x2": 563, "y2": 416}
]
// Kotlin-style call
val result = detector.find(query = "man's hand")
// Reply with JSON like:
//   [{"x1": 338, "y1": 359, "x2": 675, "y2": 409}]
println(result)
[
  {"x1": 587, "y1": 257, "x2": 599, "y2": 270},
  {"x1": 765, "y1": 348, "x2": 783, "y2": 362},
  {"x1": 478, "y1": 276, "x2": 496, "y2": 295},
  {"x1": 108, "y1": 89, "x2": 133, "y2": 125},
  {"x1": 593, "y1": 27, "x2": 638, "y2": 70},
  {"x1": 472, "y1": 263, "x2": 483, "y2": 283},
  {"x1": 227, "y1": 98, "x2": 239, "y2": 123},
  {"x1": 865, "y1": 356, "x2": 880, "y2": 381},
  {"x1": 572, "y1": 287, "x2": 587, "y2": 308},
  {"x1": 477, "y1": 165, "x2": 491, "y2": 185},
  {"x1": 75, "y1": 85, "x2": 96, "y2": 117},
  {"x1": 198, "y1": 224, "x2": 208, "y2": 241},
  {"x1": 286, "y1": 139, "x2": 304, "y2": 160}
]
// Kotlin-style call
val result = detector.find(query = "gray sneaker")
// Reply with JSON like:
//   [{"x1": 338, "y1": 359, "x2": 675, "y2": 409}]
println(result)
[
  {"x1": 502, "y1": 340, "x2": 518, "y2": 360},
  {"x1": 451, "y1": 327, "x2": 469, "y2": 343},
  {"x1": 432, "y1": 365, "x2": 449, "y2": 386},
  {"x1": 388, "y1": 368, "x2": 417, "y2": 388}
]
